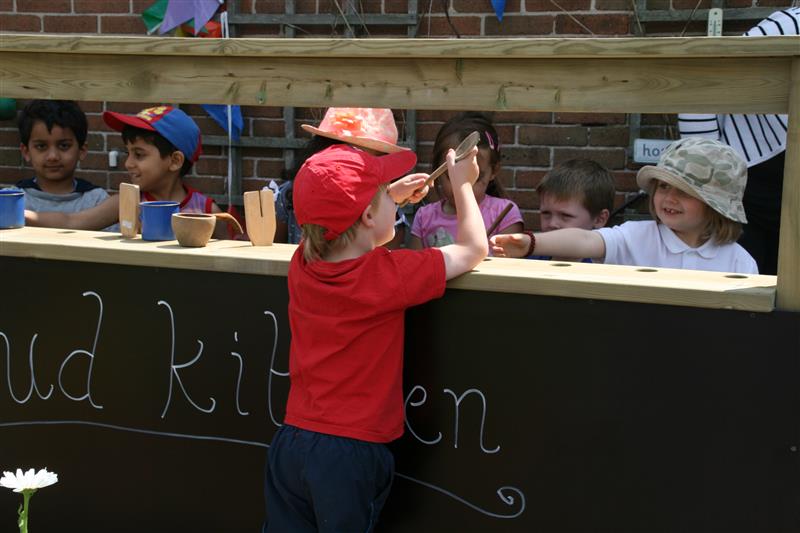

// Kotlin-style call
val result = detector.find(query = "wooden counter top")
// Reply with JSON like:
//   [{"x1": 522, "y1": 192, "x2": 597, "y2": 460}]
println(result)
[{"x1": 0, "y1": 227, "x2": 776, "y2": 312}]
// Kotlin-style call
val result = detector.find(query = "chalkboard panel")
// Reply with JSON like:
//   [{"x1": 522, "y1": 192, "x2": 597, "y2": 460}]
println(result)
[{"x1": 1, "y1": 256, "x2": 799, "y2": 532}]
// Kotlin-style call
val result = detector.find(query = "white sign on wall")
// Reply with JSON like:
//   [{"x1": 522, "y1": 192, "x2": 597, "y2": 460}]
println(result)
[{"x1": 633, "y1": 139, "x2": 674, "y2": 164}]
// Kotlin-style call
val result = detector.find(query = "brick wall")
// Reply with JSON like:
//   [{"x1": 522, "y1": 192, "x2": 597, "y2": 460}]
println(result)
[{"x1": 0, "y1": 1, "x2": 779, "y2": 230}]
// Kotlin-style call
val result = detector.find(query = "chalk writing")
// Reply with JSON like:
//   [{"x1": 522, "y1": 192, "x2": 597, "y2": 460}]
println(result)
[
  {"x1": 58, "y1": 291, "x2": 103, "y2": 409},
  {"x1": 405, "y1": 385, "x2": 500, "y2": 454},
  {"x1": 1, "y1": 332, "x2": 53, "y2": 403},
  {"x1": 159, "y1": 300, "x2": 216, "y2": 418},
  {"x1": 264, "y1": 310, "x2": 286, "y2": 428},
  {"x1": 230, "y1": 331, "x2": 249, "y2": 416}
]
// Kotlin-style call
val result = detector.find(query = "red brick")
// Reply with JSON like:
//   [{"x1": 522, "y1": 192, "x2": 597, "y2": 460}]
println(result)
[
  {"x1": 254, "y1": 0, "x2": 285, "y2": 14},
  {"x1": 252, "y1": 119, "x2": 286, "y2": 137},
  {"x1": 588, "y1": 126, "x2": 629, "y2": 147},
  {"x1": 44, "y1": 15, "x2": 98, "y2": 33},
  {"x1": 0, "y1": 0, "x2": 13, "y2": 10},
  {"x1": 385, "y1": 0, "x2": 417, "y2": 13},
  {"x1": 132, "y1": 0, "x2": 154, "y2": 14},
  {"x1": 0, "y1": 130, "x2": 20, "y2": 145},
  {"x1": 553, "y1": 147, "x2": 626, "y2": 169},
  {"x1": 525, "y1": 0, "x2": 591, "y2": 11},
  {"x1": 501, "y1": 146, "x2": 551, "y2": 167},
  {"x1": 241, "y1": 106, "x2": 284, "y2": 119},
  {"x1": 555, "y1": 112, "x2": 626, "y2": 125},
  {"x1": 241, "y1": 159, "x2": 255, "y2": 178},
  {"x1": 85, "y1": 133, "x2": 104, "y2": 151},
  {"x1": 295, "y1": 0, "x2": 318, "y2": 14},
  {"x1": 452, "y1": 0, "x2": 522, "y2": 14},
  {"x1": 183, "y1": 176, "x2": 225, "y2": 194},
  {"x1": 514, "y1": 169, "x2": 548, "y2": 189},
  {"x1": 485, "y1": 15, "x2": 554, "y2": 35},
  {"x1": 724, "y1": 0, "x2": 753, "y2": 6},
  {"x1": 193, "y1": 157, "x2": 229, "y2": 176},
  {"x1": 505, "y1": 189, "x2": 539, "y2": 210},
  {"x1": 0, "y1": 14, "x2": 42, "y2": 32},
  {"x1": 236, "y1": 25, "x2": 282, "y2": 37},
  {"x1": 101, "y1": 15, "x2": 147, "y2": 34},
  {"x1": 79, "y1": 101, "x2": 104, "y2": 113},
  {"x1": 256, "y1": 159, "x2": 285, "y2": 178},
  {"x1": 417, "y1": 15, "x2": 481, "y2": 37},
  {"x1": 234, "y1": 0, "x2": 254, "y2": 13},
  {"x1": 76, "y1": 0, "x2": 130, "y2": 13},
  {"x1": 0, "y1": 149, "x2": 22, "y2": 166},
  {"x1": 80, "y1": 153, "x2": 109, "y2": 171},
  {"x1": 555, "y1": 13, "x2": 631, "y2": 35},
  {"x1": 0, "y1": 167, "x2": 25, "y2": 185},
  {"x1": 17, "y1": 0, "x2": 70, "y2": 12},
  {"x1": 594, "y1": 0, "x2": 632, "y2": 10},
  {"x1": 520, "y1": 125, "x2": 588, "y2": 146},
  {"x1": 613, "y1": 171, "x2": 639, "y2": 193},
  {"x1": 108, "y1": 171, "x2": 131, "y2": 190}
]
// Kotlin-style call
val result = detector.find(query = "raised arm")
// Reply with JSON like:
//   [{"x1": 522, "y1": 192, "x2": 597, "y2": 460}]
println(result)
[
  {"x1": 25, "y1": 194, "x2": 120, "y2": 231},
  {"x1": 490, "y1": 227, "x2": 606, "y2": 260},
  {"x1": 438, "y1": 147, "x2": 488, "y2": 279}
]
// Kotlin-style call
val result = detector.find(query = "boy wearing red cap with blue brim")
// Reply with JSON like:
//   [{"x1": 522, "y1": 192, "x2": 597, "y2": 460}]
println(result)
[{"x1": 264, "y1": 143, "x2": 487, "y2": 532}]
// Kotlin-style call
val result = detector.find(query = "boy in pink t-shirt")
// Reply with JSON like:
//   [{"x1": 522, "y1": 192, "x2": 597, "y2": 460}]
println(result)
[{"x1": 265, "y1": 143, "x2": 486, "y2": 532}]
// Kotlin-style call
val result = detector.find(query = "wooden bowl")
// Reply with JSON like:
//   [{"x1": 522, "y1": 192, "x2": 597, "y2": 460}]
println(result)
[{"x1": 171, "y1": 213, "x2": 215, "y2": 247}]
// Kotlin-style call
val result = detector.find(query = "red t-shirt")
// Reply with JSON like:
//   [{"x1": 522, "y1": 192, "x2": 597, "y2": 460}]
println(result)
[{"x1": 285, "y1": 244, "x2": 446, "y2": 443}]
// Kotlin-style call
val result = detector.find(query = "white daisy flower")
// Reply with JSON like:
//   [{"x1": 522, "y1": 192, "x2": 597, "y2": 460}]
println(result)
[{"x1": 0, "y1": 468, "x2": 58, "y2": 493}]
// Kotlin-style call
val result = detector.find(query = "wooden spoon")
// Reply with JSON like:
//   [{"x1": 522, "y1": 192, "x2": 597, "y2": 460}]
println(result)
[
  {"x1": 213, "y1": 212, "x2": 243, "y2": 234},
  {"x1": 398, "y1": 130, "x2": 480, "y2": 208}
]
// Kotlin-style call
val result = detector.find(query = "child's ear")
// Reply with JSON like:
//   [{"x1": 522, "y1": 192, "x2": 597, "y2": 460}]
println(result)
[
  {"x1": 168, "y1": 150, "x2": 185, "y2": 172},
  {"x1": 19, "y1": 143, "x2": 31, "y2": 163},
  {"x1": 361, "y1": 204, "x2": 376, "y2": 228},
  {"x1": 78, "y1": 143, "x2": 88, "y2": 161},
  {"x1": 592, "y1": 208, "x2": 611, "y2": 229}
]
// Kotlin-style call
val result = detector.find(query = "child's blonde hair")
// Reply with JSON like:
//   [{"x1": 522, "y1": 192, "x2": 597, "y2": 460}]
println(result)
[
  {"x1": 301, "y1": 184, "x2": 388, "y2": 262},
  {"x1": 646, "y1": 181, "x2": 742, "y2": 245}
]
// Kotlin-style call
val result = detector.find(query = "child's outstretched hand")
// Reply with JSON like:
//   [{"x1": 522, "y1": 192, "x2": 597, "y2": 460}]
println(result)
[
  {"x1": 447, "y1": 146, "x2": 479, "y2": 187},
  {"x1": 489, "y1": 233, "x2": 531, "y2": 258},
  {"x1": 389, "y1": 173, "x2": 429, "y2": 205}
]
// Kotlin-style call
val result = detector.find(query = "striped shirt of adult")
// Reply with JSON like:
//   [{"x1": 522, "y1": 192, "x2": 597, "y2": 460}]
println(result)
[{"x1": 678, "y1": 7, "x2": 798, "y2": 168}]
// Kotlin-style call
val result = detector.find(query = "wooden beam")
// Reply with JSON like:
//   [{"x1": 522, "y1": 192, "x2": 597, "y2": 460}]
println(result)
[
  {"x1": 777, "y1": 58, "x2": 800, "y2": 311},
  {"x1": 0, "y1": 227, "x2": 777, "y2": 312},
  {"x1": 0, "y1": 52, "x2": 791, "y2": 114},
  {"x1": 0, "y1": 34, "x2": 798, "y2": 59}
]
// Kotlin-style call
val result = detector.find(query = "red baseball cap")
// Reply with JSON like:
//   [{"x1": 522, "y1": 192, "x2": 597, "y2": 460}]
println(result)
[
  {"x1": 294, "y1": 144, "x2": 417, "y2": 240},
  {"x1": 103, "y1": 105, "x2": 202, "y2": 163}
]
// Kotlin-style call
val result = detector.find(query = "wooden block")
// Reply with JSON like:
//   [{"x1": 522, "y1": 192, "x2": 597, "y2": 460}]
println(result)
[
  {"x1": 119, "y1": 183, "x2": 140, "y2": 239},
  {"x1": 244, "y1": 189, "x2": 276, "y2": 246}
]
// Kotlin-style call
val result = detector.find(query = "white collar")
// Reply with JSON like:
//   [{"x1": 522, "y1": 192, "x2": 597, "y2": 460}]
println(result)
[{"x1": 657, "y1": 223, "x2": 720, "y2": 259}]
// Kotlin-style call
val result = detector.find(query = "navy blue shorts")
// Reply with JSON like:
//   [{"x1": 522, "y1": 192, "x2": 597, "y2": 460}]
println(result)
[{"x1": 264, "y1": 424, "x2": 395, "y2": 533}]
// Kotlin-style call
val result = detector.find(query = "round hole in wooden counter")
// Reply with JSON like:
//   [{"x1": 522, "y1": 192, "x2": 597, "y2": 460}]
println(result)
[
  {"x1": 636, "y1": 268, "x2": 658, "y2": 273},
  {"x1": 58, "y1": 230, "x2": 76, "y2": 234},
  {"x1": 550, "y1": 263, "x2": 571, "y2": 267},
  {"x1": 724, "y1": 274, "x2": 748, "y2": 279}
]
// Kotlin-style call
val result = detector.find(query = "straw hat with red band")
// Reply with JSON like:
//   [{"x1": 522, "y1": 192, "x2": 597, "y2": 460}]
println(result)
[
  {"x1": 300, "y1": 108, "x2": 409, "y2": 154},
  {"x1": 294, "y1": 144, "x2": 417, "y2": 241},
  {"x1": 103, "y1": 106, "x2": 203, "y2": 164}
]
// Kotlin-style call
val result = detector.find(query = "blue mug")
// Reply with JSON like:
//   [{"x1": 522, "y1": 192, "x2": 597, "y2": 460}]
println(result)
[
  {"x1": 0, "y1": 189, "x2": 25, "y2": 229},
  {"x1": 140, "y1": 201, "x2": 180, "y2": 241}
]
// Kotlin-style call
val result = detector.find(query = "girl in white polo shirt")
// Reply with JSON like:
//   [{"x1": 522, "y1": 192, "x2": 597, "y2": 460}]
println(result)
[{"x1": 489, "y1": 137, "x2": 758, "y2": 274}]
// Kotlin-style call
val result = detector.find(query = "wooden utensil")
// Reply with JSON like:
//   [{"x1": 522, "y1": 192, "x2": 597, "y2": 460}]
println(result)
[
  {"x1": 119, "y1": 182, "x2": 140, "y2": 238},
  {"x1": 243, "y1": 189, "x2": 276, "y2": 246},
  {"x1": 486, "y1": 203, "x2": 514, "y2": 236},
  {"x1": 398, "y1": 131, "x2": 480, "y2": 208}
]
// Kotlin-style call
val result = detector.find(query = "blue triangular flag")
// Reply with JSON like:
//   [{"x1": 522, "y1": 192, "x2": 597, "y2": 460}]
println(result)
[
  {"x1": 201, "y1": 104, "x2": 243, "y2": 142},
  {"x1": 491, "y1": 0, "x2": 506, "y2": 22}
]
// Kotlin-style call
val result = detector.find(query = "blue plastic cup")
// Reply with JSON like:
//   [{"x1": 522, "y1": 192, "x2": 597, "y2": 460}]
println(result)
[
  {"x1": 0, "y1": 189, "x2": 25, "y2": 229},
  {"x1": 140, "y1": 201, "x2": 180, "y2": 241}
]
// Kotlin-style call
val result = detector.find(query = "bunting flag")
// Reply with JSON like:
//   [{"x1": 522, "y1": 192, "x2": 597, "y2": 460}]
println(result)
[
  {"x1": 141, "y1": 0, "x2": 168, "y2": 34},
  {"x1": 201, "y1": 104, "x2": 243, "y2": 142},
  {"x1": 491, "y1": 0, "x2": 506, "y2": 22},
  {"x1": 159, "y1": 0, "x2": 222, "y2": 34}
]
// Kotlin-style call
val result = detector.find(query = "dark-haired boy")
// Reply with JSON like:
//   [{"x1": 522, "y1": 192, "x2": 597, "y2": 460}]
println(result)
[
  {"x1": 531, "y1": 159, "x2": 615, "y2": 261},
  {"x1": 16, "y1": 100, "x2": 109, "y2": 214}
]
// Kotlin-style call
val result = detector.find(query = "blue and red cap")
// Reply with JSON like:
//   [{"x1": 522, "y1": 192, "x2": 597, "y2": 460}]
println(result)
[{"x1": 103, "y1": 105, "x2": 202, "y2": 163}]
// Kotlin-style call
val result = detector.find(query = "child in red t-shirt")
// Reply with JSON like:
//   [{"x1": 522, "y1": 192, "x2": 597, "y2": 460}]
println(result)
[{"x1": 264, "y1": 142, "x2": 486, "y2": 532}]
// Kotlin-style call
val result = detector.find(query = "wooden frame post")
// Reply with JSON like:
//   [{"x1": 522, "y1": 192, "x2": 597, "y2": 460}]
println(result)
[{"x1": 777, "y1": 58, "x2": 800, "y2": 311}]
